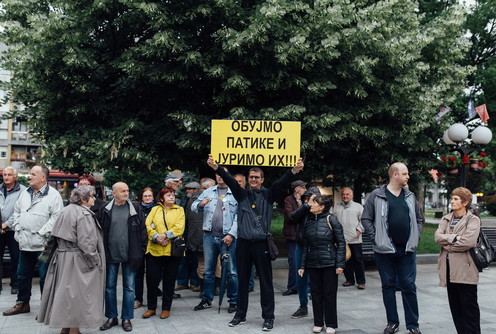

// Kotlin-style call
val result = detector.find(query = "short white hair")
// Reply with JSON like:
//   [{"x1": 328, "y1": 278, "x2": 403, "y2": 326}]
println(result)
[{"x1": 3, "y1": 166, "x2": 18, "y2": 178}]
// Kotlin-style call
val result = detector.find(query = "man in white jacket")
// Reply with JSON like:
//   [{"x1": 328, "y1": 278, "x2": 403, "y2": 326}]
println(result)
[{"x1": 3, "y1": 164, "x2": 63, "y2": 316}]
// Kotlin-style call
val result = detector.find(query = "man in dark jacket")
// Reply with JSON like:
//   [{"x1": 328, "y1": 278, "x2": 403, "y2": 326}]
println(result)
[
  {"x1": 281, "y1": 180, "x2": 306, "y2": 296},
  {"x1": 207, "y1": 154, "x2": 304, "y2": 331},
  {"x1": 98, "y1": 182, "x2": 147, "y2": 332}
]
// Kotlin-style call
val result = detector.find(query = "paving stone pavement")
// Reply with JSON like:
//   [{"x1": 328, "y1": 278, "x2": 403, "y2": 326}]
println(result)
[{"x1": 1, "y1": 263, "x2": 495, "y2": 334}]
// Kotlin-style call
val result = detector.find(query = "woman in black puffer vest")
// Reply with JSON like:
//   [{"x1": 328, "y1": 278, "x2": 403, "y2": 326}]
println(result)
[{"x1": 298, "y1": 195, "x2": 346, "y2": 334}]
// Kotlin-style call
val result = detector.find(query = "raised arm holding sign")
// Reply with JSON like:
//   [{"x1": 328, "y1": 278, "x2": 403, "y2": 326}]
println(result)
[{"x1": 206, "y1": 154, "x2": 303, "y2": 331}]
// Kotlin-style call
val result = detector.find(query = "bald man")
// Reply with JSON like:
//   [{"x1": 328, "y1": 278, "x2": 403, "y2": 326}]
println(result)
[
  {"x1": 362, "y1": 163, "x2": 423, "y2": 334},
  {"x1": 98, "y1": 182, "x2": 147, "y2": 332}
]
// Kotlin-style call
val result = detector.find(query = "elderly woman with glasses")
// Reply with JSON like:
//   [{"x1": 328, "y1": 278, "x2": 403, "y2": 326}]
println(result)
[{"x1": 37, "y1": 185, "x2": 106, "y2": 334}]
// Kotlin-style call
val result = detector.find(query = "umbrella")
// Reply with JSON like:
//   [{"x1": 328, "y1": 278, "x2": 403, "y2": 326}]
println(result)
[{"x1": 218, "y1": 247, "x2": 230, "y2": 313}]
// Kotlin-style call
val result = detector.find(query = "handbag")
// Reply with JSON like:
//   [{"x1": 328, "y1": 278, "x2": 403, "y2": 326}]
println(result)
[
  {"x1": 38, "y1": 235, "x2": 58, "y2": 263},
  {"x1": 470, "y1": 228, "x2": 494, "y2": 272},
  {"x1": 162, "y1": 209, "x2": 185, "y2": 257},
  {"x1": 326, "y1": 215, "x2": 352, "y2": 262},
  {"x1": 267, "y1": 233, "x2": 279, "y2": 261}
]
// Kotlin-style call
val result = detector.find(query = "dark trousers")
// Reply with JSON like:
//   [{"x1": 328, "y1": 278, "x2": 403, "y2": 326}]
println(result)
[
  {"x1": 0, "y1": 231, "x2": 19, "y2": 289},
  {"x1": 17, "y1": 250, "x2": 48, "y2": 302},
  {"x1": 447, "y1": 260, "x2": 480, "y2": 334},
  {"x1": 308, "y1": 267, "x2": 338, "y2": 328},
  {"x1": 146, "y1": 254, "x2": 181, "y2": 311},
  {"x1": 176, "y1": 249, "x2": 200, "y2": 287},
  {"x1": 236, "y1": 239, "x2": 274, "y2": 320},
  {"x1": 134, "y1": 258, "x2": 145, "y2": 303},
  {"x1": 343, "y1": 243, "x2": 366, "y2": 285},
  {"x1": 286, "y1": 240, "x2": 297, "y2": 291},
  {"x1": 374, "y1": 248, "x2": 419, "y2": 330}
]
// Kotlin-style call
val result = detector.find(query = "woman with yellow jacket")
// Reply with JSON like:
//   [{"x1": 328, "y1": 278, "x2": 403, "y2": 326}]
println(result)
[{"x1": 142, "y1": 186, "x2": 185, "y2": 320}]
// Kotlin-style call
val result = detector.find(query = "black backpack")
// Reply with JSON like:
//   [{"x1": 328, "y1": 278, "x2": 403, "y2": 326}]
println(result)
[{"x1": 470, "y1": 228, "x2": 495, "y2": 272}]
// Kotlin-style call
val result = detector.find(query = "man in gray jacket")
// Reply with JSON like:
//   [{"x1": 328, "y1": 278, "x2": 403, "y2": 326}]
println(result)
[
  {"x1": 361, "y1": 162, "x2": 423, "y2": 334},
  {"x1": 0, "y1": 166, "x2": 26, "y2": 295},
  {"x1": 3, "y1": 164, "x2": 64, "y2": 316}
]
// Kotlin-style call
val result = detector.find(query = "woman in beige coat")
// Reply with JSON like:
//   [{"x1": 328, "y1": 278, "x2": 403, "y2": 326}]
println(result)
[
  {"x1": 434, "y1": 187, "x2": 480, "y2": 334},
  {"x1": 37, "y1": 185, "x2": 106, "y2": 334}
]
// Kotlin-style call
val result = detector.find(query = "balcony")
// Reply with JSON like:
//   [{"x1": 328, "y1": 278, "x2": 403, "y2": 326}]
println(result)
[{"x1": 10, "y1": 131, "x2": 39, "y2": 145}]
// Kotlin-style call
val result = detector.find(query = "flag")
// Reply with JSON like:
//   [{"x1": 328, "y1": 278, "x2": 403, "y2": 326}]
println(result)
[
  {"x1": 475, "y1": 104, "x2": 489, "y2": 124},
  {"x1": 468, "y1": 98, "x2": 477, "y2": 119},
  {"x1": 435, "y1": 105, "x2": 451, "y2": 121}
]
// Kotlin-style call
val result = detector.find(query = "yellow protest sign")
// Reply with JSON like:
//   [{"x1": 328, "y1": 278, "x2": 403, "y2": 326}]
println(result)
[{"x1": 211, "y1": 120, "x2": 301, "y2": 167}]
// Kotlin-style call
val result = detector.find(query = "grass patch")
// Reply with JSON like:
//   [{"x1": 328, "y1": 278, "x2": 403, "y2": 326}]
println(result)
[
  {"x1": 270, "y1": 211, "x2": 284, "y2": 239},
  {"x1": 417, "y1": 223, "x2": 440, "y2": 254}
]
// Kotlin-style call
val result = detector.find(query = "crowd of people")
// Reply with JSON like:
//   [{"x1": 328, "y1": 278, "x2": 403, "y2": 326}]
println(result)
[{"x1": 0, "y1": 160, "x2": 483, "y2": 334}]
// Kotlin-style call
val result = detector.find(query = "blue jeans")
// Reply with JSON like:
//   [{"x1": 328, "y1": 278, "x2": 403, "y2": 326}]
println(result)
[
  {"x1": 286, "y1": 240, "x2": 297, "y2": 291},
  {"x1": 203, "y1": 234, "x2": 237, "y2": 304},
  {"x1": 17, "y1": 250, "x2": 48, "y2": 302},
  {"x1": 374, "y1": 248, "x2": 419, "y2": 330},
  {"x1": 105, "y1": 262, "x2": 136, "y2": 320},
  {"x1": 295, "y1": 244, "x2": 308, "y2": 307},
  {"x1": 249, "y1": 264, "x2": 255, "y2": 291}
]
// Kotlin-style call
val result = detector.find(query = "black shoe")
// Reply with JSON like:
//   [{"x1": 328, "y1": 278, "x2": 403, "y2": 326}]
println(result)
[
  {"x1": 262, "y1": 318, "x2": 274, "y2": 331},
  {"x1": 408, "y1": 329, "x2": 422, "y2": 334},
  {"x1": 11, "y1": 288, "x2": 18, "y2": 295},
  {"x1": 214, "y1": 286, "x2": 220, "y2": 296},
  {"x1": 172, "y1": 293, "x2": 181, "y2": 299},
  {"x1": 228, "y1": 303, "x2": 236, "y2": 313},
  {"x1": 291, "y1": 306, "x2": 308, "y2": 319},
  {"x1": 282, "y1": 289, "x2": 297, "y2": 296},
  {"x1": 384, "y1": 324, "x2": 399, "y2": 334},
  {"x1": 194, "y1": 300, "x2": 212, "y2": 311},
  {"x1": 229, "y1": 316, "x2": 246, "y2": 327},
  {"x1": 122, "y1": 319, "x2": 132, "y2": 332},
  {"x1": 100, "y1": 318, "x2": 118, "y2": 331}
]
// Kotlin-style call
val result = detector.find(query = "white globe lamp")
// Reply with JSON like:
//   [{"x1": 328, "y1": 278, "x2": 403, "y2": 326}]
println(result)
[
  {"x1": 447, "y1": 123, "x2": 469, "y2": 143},
  {"x1": 471, "y1": 126, "x2": 493, "y2": 145}
]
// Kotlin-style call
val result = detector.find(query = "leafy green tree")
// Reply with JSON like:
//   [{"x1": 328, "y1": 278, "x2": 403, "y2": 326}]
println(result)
[{"x1": 0, "y1": 0, "x2": 470, "y2": 191}]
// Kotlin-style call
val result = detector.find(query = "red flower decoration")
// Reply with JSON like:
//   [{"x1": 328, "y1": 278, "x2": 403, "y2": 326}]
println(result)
[
  {"x1": 449, "y1": 157, "x2": 456, "y2": 162},
  {"x1": 442, "y1": 157, "x2": 447, "y2": 163},
  {"x1": 462, "y1": 155, "x2": 469, "y2": 164}
]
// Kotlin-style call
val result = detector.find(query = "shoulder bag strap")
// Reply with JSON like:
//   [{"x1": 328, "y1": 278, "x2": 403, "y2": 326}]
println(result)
[
  {"x1": 326, "y1": 214, "x2": 333, "y2": 231},
  {"x1": 161, "y1": 208, "x2": 170, "y2": 231}
]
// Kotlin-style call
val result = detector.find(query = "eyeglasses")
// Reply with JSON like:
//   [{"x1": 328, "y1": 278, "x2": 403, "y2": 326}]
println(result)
[{"x1": 249, "y1": 176, "x2": 261, "y2": 179}]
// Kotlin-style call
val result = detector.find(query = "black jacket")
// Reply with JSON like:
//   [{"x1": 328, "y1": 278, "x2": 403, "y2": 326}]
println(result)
[
  {"x1": 290, "y1": 202, "x2": 310, "y2": 247},
  {"x1": 216, "y1": 167, "x2": 295, "y2": 241},
  {"x1": 300, "y1": 211, "x2": 346, "y2": 270},
  {"x1": 98, "y1": 200, "x2": 147, "y2": 271}
]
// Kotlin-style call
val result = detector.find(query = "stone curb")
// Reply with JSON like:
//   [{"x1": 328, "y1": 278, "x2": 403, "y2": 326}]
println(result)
[{"x1": 272, "y1": 253, "x2": 439, "y2": 269}]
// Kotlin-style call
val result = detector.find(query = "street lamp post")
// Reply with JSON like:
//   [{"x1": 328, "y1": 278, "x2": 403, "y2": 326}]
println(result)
[{"x1": 442, "y1": 123, "x2": 493, "y2": 188}]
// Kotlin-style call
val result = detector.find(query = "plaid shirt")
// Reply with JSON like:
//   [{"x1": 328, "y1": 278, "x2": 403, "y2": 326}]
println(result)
[{"x1": 31, "y1": 184, "x2": 48, "y2": 203}]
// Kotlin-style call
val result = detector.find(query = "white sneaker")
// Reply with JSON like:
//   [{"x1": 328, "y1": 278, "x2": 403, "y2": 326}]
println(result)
[
  {"x1": 312, "y1": 327, "x2": 323, "y2": 333},
  {"x1": 326, "y1": 327, "x2": 336, "y2": 334}
]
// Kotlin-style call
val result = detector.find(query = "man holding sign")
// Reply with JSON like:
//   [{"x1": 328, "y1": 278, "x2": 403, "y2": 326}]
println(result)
[{"x1": 206, "y1": 154, "x2": 304, "y2": 331}]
